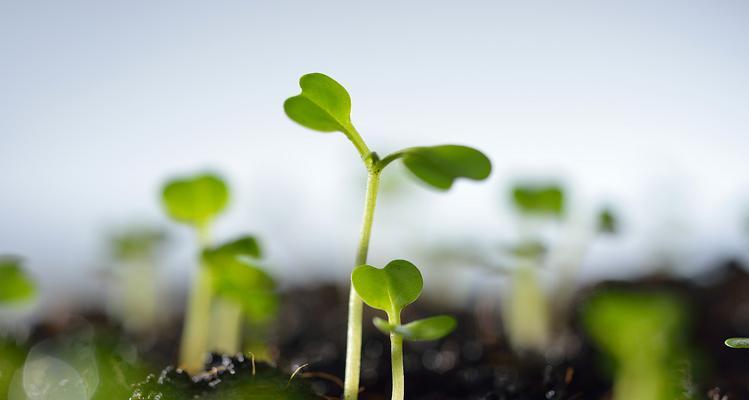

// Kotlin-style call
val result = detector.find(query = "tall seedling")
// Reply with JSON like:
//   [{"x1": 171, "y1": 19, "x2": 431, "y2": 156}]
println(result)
[{"x1": 284, "y1": 73, "x2": 491, "y2": 399}]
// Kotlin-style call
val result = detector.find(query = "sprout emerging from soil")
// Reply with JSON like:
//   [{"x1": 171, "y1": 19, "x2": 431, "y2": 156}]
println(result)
[
  {"x1": 162, "y1": 173, "x2": 277, "y2": 374},
  {"x1": 284, "y1": 72, "x2": 491, "y2": 399},
  {"x1": 351, "y1": 260, "x2": 456, "y2": 400},
  {"x1": 583, "y1": 290, "x2": 692, "y2": 400}
]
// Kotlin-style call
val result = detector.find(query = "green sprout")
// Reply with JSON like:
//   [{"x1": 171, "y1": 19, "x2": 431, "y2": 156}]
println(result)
[
  {"x1": 583, "y1": 290, "x2": 692, "y2": 400},
  {"x1": 0, "y1": 257, "x2": 37, "y2": 305},
  {"x1": 203, "y1": 236, "x2": 278, "y2": 358},
  {"x1": 503, "y1": 183, "x2": 566, "y2": 353},
  {"x1": 162, "y1": 173, "x2": 277, "y2": 373},
  {"x1": 284, "y1": 72, "x2": 491, "y2": 399},
  {"x1": 108, "y1": 225, "x2": 167, "y2": 334},
  {"x1": 352, "y1": 260, "x2": 456, "y2": 400}
]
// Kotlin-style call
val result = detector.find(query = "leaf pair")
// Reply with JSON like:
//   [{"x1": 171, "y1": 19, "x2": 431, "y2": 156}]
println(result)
[
  {"x1": 352, "y1": 260, "x2": 456, "y2": 341},
  {"x1": 203, "y1": 236, "x2": 278, "y2": 323},
  {"x1": 511, "y1": 184, "x2": 565, "y2": 217},
  {"x1": 162, "y1": 173, "x2": 229, "y2": 227},
  {"x1": 0, "y1": 257, "x2": 37, "y2": 304},
  {"x1": 284, "y1": 73, "x2": 491, "y2": 190}
]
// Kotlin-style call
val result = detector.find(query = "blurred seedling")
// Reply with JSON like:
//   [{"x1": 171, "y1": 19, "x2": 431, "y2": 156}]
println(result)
[
  {"x1": 583, "y1": 290, "x2": 693, "y2": 400},
  {"x1": 107, "y1": 225, "x2": 167, "y2": 334},
  {"x1": 284, "y1": 72, "x2": 491, "y2": 399},
  {"x1": 352, "y1": 260, "x2": 456, "y2": 400},
  {"x1": 161, "y1": 173, "x2": 277, "y2": 374},
  {"x1": 0, "y1": 256, "x2": 37, "y2": 309},
  {"x1": 502, "y1": 183, "x2": 566, "y2": 353}
]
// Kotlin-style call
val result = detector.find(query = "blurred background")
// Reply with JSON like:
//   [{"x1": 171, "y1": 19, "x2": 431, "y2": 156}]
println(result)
[{"x1": 2, "y1": 0, "x2": 749, "y2": 318}]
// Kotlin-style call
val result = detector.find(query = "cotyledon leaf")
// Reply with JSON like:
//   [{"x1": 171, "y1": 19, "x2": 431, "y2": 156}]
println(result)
[
  {"x1": 400, "y1": 145, "x2": 491, "y2": 190},
  {"x1": 352, "y1": 260, "x2": 423, "y2": 316}
]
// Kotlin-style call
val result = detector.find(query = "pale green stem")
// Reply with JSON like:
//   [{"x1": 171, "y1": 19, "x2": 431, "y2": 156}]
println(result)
[
  {"x1": 209, "y1": 299, "x2": 243, "y2": 355},
  {"x1": 388, "y1": 311, "x2": 405, "y2": 400},
  {"x1": 343, "y1": 171, "x2": 381, "y2": 400},
  {"x1": 179, "y1": 225, "x2": 213, "y2": 374}
]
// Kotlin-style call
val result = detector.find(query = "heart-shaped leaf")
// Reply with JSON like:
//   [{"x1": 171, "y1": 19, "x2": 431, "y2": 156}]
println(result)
[
  {"x1": 284, "y1": 73, "x2": 355, "y2": 135},
  {"x1": 373, "y1": 315, "x2": 457, "y2": 341},
  {"x1": 352, "y1": 260, "x2": 423, "y2": 316},
  {"x1": 162, "y1": 173, "x2": 229, "y2": 227},
  {"x1": 511, "y1": 184, "x2": 565, "y2": 217},
  {"x1": 401, "y1": 145, "x2": 492, "y2": 190},
  {"x1": 0, "y1": 257, "x2": 37, "y2": 304},
  {"x1": 725, "y1": 338, "x2": 749, "y2": 349}
]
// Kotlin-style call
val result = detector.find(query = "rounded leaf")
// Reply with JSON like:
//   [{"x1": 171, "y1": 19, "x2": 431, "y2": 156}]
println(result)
[
  {"x1": 401, "y1": 145, "x2": 492, "y2": 190},
  {"x1": 725, "y1": 338, "x2": 749, "y2": 349},
  {"x1": 161, "y1": 173, "x2": 229, "y2": 227},
  {"x1": 284, "y1": 73, "x2": 354, "y2": 134},
  {"x1": 352, "y1": 259, "x2": 423, "y2": 315},
  {"x1": 394, "y1": 315, "x2": 457, "y2": 341},
  {"x1": 511, "y1": 184, "x2": 565, "y2": 217},
  {"x1": 0, "y1": 258, "x2": 37, "y2": 304}
]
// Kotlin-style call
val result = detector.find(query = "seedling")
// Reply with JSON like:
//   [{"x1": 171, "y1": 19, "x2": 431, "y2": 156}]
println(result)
[
  {"x1": 583, "y1": 290, "x2": 692, "y2": 400},
  {"x1": 503, "y1": 183, "x2": 566, "y2": 352},
  {"x1": 284, "y1": 72, "x2": 491, "y2": 399},
  {"x1": 162, "y1": 173, "x2": 277, "y2": 373},
  {"x1": 0, "y1": 256, "x2": 37, "y2": 305},
  {"x1": 202, "y1": 235, "x2": 278, "y2": 358},
  {"x1": 108, "y1": 225, "x2": 167, "y2": 334},
  {"x1": 352, "y1": 260, "x2": 456, "y2": 400},
  {"x1": 162, "y1": 173, "x2": 229, "y2": 373}
]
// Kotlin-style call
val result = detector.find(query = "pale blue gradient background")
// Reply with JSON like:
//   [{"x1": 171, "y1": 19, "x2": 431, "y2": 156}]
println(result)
[{"x1": 1, "y1": 0, "x2": 748, "y2": 306}]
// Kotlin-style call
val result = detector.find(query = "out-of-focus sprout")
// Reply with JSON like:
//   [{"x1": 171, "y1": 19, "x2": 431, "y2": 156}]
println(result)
[
  {"x1": 0, "y1": 257, "x2": 37, "y2": 305},
  {"x1": 597, "y1": 207, "x2": 618, "y2": 234},
  {"x1": 583, "y1": 290, "x2": 692, "y2": 400},
  {"x1": 284, "y1": 72, "x2": 491, "y2": 399},
  {"x1": 108, "y1": 226, "x2": 167, "y2": 334},
  {"x1": 352, "y1": 260, "x2": 456, "y2": 400},
  {"x1": 162, "y1": 173, "x2": 277, "y2": 373},
  {"x1": 161, "y1": 173, "x2": 228, "y2": 374},
  {"x1": 202, "y1": 236, "x2": 278, "y2": 359},
  {"x1": 503, "y1": 183, "x2": 566, "y2": 353}
]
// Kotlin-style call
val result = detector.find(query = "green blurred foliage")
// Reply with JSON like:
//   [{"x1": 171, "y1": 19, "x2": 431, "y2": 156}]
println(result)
[
  {"x1": 511, "y1": 184, "x2": 565, "y2": 217},
  {"x1": 0, "y1": 257, "x2": 37, "y2": 304},
  {"x1": 0, "y1": 339, "x2": 27, "y2": 397},
  {"x1": 583, "y1": 290, "x2": 693, "y2": 400},
  {"x1": 597, "y1": 207, "x2": 618, "y2": 234},
  {"x1": 203, "y1": 236, "x2": 278, "y2": 324},
  {"x1": 110, "y1": 227, "x2": 167, "y2": 261},
  {"x1": 161, "y1": 173, "x2": 229, "y2": 228}
]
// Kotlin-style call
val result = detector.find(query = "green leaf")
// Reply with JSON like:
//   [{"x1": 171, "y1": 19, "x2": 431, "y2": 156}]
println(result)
[
  {"x1": 511, "y1": 184, "x2": 565, "y2": 217},
  {"x1": 401, "y1": 145, "x2": 492, "y2": 190},
  {"x1": 161, "y1": 173, "x2": 229, "y2": 227},
  {"x1": 374, "y1": 315, "x2": 457, "y2": 341},
  {"x1": 598, "y1": 207, "x2": 618, "y2": 234},
  {"x1": 725, "y1": 338, "x2": 749, "y2": 349},
  {"x1": 203, "y1": 239, "x2": 277, "y2": 323},
  {"x1": 0, "y1": 257, "x2": 37, "y2": 304},
  {"x1": 284, "y1": 73, "x2": 355, "y2": 135},
  {"x1": 352, "y1": 259, "x2": 423, "y2": 316}
]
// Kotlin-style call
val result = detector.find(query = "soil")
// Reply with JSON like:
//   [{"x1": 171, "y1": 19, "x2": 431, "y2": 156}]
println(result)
[{"x1": 14, "y1": 259, "x2": 749, "y2": 399}]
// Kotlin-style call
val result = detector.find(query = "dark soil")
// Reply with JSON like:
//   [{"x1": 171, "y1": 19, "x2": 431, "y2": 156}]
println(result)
[{"x1": 17, "y1": 259, "x2": 749, "y2": 399}]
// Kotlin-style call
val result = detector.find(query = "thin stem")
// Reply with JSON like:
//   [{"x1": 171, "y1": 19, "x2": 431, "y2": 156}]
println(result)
[
  {"x1": 345, "y1": 126, "x2": 372, "y2": 164},
  {"x1": 178, "y1": 224, "x2": 213, "y2": 374},
  {"x1": 343, "y1": 171, "x2": 381, "y2": 400},
  {"x1": 209, "y1": 299, "x2": 243, "y2": 355},
  {"x1": 388, "y1": 312, "x2": 405, "y2": 400}
]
